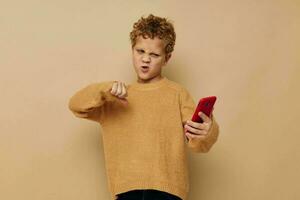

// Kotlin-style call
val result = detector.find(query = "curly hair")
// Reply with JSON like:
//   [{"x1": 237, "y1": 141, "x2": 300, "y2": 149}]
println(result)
[{"x1": 129, "y1": 14, "x2": 176, "y2": 57}]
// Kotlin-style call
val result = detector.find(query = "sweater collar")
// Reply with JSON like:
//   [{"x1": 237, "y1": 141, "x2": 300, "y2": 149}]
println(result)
[{"x1": 130, "y1": 76, "x2": 168, "y2": 90}]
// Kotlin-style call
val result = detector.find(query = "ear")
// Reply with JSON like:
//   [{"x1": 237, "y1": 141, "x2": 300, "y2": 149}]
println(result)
[{"x1": 165, "y1": 53, "x2": 172, "y2": 63}]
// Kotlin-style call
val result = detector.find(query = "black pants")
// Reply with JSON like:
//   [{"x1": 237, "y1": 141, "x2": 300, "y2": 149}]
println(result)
[{"x1": 116, "y1": 189, "x2": 182, "y2": 200}]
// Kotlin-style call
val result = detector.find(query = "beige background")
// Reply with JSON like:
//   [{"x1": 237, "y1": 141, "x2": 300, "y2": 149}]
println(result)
[{"x1": 1, "y1": 0, "x2": 299, "y2": 200}]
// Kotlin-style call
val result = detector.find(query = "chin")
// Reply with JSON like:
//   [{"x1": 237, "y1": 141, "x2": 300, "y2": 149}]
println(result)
[
  {"x1": 138, "y1": 76, "x2": 149, "y2": 81},
  {"x1": 138, "y1": 73, "x2": 151, "y2": 79},
  {"x1": 137, "y1": 75, "x2": 152, "y2": 82}
]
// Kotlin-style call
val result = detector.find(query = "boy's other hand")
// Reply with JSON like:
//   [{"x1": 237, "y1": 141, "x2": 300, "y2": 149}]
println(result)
[
  {"x1": 184, "y1": 112, "x2": 212, "y2": 140},
  {"x1": 110, "y1": 81, "x2": 128, "y2": 106}
]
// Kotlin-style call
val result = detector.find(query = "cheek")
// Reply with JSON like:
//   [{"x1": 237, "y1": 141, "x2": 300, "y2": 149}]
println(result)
[
  {"x1": 132, "y1": 55, "x2": 139, "y2": 64},
  {"x1": 153, "y1": 58, "x2": 164, "y2": 66},
  {"x1": 134, "y1": 54, "x2": 141, "y2": 61}
]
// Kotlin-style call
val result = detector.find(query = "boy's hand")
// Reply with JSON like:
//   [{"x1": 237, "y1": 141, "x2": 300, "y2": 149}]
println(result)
[
  {"x1": 184, "y1": 112, "x2": 212, "y2": 140},
  {"x1": 110, "y1": 81, "x2": 128, "y2": 106}
]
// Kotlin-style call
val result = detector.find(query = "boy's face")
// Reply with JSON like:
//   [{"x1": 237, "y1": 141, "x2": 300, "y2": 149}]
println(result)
[{"x1": 132, "y1": 35, "x2": 171, "y2": 83}]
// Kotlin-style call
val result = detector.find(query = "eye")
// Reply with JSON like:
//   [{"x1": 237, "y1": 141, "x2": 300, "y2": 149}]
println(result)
[{"x1": 151, "y1": 54, "x2": 159, "y2": 57}]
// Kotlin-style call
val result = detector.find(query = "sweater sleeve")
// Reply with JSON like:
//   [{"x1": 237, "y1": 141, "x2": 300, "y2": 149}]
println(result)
[
  {"x1": 179, "y1": 87, "x2": 220, "y2": 153},
  {"x1": 68, "y1": 81, "x2": 118, "y2": 123}
]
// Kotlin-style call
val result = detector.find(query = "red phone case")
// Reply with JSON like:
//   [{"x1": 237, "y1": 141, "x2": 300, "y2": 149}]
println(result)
[{"x1": 191, "y1": 96, "x2": 217, "y2": 123}]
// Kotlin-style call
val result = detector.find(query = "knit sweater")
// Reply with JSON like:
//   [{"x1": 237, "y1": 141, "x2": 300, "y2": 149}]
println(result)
[{"x1": 68, "y1": 76, "x2": 219, "y2": 200}]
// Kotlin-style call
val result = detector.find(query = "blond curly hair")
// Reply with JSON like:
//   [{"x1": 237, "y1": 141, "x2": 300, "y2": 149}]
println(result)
[{"x1": 129, "y1": 14, "x2": 176, "y2": 57}]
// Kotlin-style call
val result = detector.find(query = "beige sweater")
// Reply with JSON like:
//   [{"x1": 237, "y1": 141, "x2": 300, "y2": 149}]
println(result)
[{"x1": 68, "y1": 76, "x2": 219, "y2": 200}]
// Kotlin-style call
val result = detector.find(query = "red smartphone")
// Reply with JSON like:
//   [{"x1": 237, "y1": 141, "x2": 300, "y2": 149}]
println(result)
[{"x1": 191, "y1": 96, "x2": 217, "y2": 123}]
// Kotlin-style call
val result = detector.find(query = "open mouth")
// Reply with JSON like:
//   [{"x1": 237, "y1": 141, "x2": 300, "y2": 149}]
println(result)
[{"x1": 141, "y1": 66, "x2": 150, "y2": 72}]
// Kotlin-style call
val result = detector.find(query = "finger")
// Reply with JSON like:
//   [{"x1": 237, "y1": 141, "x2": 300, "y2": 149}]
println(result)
[
  {"x1": 119, "y1": 82, "x2": 128, "y2": 98},
  {"x1": 185, "y1": 131, "x2": 206, "y2": 140},
  {"x1": 210, "y1": 108, "x2": 214, "y2": 118},
  {"x1": 185, "y1": 131, "x2": 193, "y2": 140},
  {"x1": 117, "y1": 82, "x2": 125, "y2": 98},
  {"x1": 116, "y1": 82, "x2": 122, "y2": 96},
  {"x1": 186, "y1": 120, "x2": 207, "y2": 130},
  {"x1": 184, "y1": 124, "x2": 207, "y2": 135},
  {"x1": 198, "y1": 112, "x2": 211, "y2": 123},
  {"x1": 110, "y1": 82, "x2": 118, "y2": 94},
  {"x1": 123, "y1": 83, "x2": 128, "y2": 97},
  {"x1": 120, "y1": 83, "x2": 128, "y2": 98}
]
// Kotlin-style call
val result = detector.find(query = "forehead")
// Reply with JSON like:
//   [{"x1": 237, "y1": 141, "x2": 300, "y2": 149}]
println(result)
[{"x1": 135, "y1": 36, "x2": 165, "y2": 53}]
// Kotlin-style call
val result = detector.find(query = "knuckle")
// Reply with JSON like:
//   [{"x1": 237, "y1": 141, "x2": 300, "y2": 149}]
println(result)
[{"x1": 111, "y1": 88, "x2": 116, "y2": 94}]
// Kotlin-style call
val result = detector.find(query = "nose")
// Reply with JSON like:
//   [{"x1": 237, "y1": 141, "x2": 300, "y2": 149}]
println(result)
[{"x1": 142, "y1": 55, "x2": 151, "y2": 63}]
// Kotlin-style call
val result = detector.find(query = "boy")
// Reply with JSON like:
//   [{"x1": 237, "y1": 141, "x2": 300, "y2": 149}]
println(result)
[{"x1": 68, "y1": 14, "x2": 219, "y2": 200}]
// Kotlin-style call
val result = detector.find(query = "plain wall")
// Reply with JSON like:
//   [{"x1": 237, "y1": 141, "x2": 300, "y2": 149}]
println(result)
[{"x1": 1, "y1": 0, "x2": 299, "y2": 200}]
